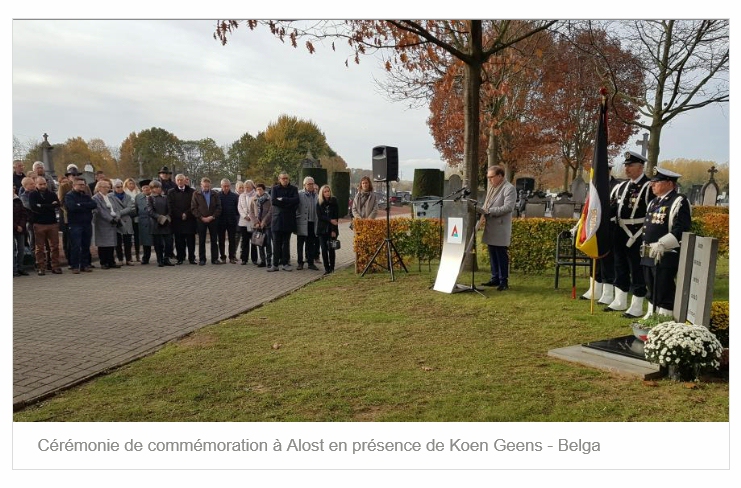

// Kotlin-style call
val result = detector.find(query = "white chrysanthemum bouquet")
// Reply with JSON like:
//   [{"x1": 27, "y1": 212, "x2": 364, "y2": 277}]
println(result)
[{"x1": 644, "y1": 321, "x2": 724, "y2": 375}]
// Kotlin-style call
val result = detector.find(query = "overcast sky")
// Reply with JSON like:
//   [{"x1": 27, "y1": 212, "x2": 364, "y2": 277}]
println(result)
[{"x1": 12, "y1": 19, "x2": 730, "y2": 181}]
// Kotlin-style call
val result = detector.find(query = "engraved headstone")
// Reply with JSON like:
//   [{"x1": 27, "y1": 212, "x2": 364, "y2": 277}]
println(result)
[{"x1": 674, "y1": 232, "x2": 718, "y2": 326}]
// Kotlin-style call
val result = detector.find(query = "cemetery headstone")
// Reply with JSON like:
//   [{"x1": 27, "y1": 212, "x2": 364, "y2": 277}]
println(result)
[
  {"x1": 700, "y1": 166, "x2": 720, "y2": 206},
  {"x1": 636, "y1": 132, "x2": 649, "y2": 157},
  {"x1": 570, "y1": 177, "x2": 587, "y2": 204},
  {"x1": 40, "y1": 133, "x2": 56, "y2": 180},
  {"x1": 674, "y1": 232, "x2": 718, "y2": 326},
  {"x1": 447, "y1": 174, "x2": 462, "y2": 194}
]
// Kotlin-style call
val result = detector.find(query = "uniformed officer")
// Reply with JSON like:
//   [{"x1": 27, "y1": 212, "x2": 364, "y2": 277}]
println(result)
[
  {"x1": 640, "y1": 167, "x2": 692, "y2": 318},
  {"x1": 605, "y1": 151, "x2": 655, "y2": 318}
]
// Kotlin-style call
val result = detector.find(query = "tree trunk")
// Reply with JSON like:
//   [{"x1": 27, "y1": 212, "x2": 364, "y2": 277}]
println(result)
[
  {"x1": 647, "y1": 123, "x2": 662, "y2": 176},
  {"x1": 462, "y1": 21, "x2": 483, "y2": 272}
]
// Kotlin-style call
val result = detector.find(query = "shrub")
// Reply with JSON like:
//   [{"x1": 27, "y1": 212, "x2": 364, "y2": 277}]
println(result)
[
  {"x1": 709, "y1": 301, "x2": 729, "y2": 348},
  {"x1": 509, "y1": 218, "x2": 577, "y2": 273},
  {"x1": 691, "y1": 205, "x2": 729, "y2": 218},
  {"x1": 353, "y1": 217, "x2": 441, "y2": 273},
  {"x1": 691, "y1": 213, "x2": 729, "y2": 256}
]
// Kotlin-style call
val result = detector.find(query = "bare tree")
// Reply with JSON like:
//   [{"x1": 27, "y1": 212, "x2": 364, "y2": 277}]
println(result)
[{"x1": 588, "y1": 20, "x2": 729, "y2": 173}]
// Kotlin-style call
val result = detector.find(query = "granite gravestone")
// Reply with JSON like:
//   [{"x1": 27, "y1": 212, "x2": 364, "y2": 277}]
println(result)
[
  {"x1": 570, "y1": 177, "x2": 587, "y2": 204},
  {"x1": 674, "y1": 232, "x2": 718, "y2": 326},
  {"x1": 700, "y1": 166, "x2": 720, "y2": 206},
  {"x1": 447, "y1": 174, "x2": 462, "y2": 195}
]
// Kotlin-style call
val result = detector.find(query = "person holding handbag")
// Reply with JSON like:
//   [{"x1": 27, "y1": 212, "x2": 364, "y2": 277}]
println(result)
[
  {"x1": 316, "y1": 184, "x2": 339, "y2": 275},
  {"x1": 249, "y1": 183, "x2": 273, "y2": 268}
]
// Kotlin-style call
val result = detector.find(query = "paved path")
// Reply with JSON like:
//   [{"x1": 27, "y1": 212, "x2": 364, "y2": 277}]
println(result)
[{"x1": 12, "y1": 222, "x2": 356, "y2": 409}]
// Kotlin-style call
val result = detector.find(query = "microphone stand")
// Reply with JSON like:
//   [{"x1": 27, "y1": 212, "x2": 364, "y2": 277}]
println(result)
[{"x1": 455, "y1": 198, "x2": 485, "y2": 297}]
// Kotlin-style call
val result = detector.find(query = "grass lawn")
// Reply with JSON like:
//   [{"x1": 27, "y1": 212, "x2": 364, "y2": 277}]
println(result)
[{"x1": 14, "y1": 257, "x2": 729, "y2": 422}]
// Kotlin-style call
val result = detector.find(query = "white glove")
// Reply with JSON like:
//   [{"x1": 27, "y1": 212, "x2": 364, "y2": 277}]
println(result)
[{"x1": 649, "y1": 242, "x2": 666, "y2": 262}]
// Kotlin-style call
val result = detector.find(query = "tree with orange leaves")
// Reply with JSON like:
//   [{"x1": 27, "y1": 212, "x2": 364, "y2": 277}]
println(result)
[{"x1": 214, "y1": 20, "x2": 557, "y2": 268}]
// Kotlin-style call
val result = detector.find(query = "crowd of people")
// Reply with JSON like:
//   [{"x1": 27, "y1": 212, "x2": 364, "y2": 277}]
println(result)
[{"x1": 14, "y1": 163, "x2": 351, "y2": 277}]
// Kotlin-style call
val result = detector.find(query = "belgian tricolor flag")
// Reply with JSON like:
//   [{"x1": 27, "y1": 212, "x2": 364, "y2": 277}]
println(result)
[{"x1": 575, "y1": 89, "x2": 611, "y2": 259}]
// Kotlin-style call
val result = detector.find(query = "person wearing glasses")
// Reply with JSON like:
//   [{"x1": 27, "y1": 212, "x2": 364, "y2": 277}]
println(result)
[
  {"x1": 475, "y1": 166, "x2": 516, "y2": 291},
  {"x1": 269, "y1": 173, "x2": 299, "y2": 271}
]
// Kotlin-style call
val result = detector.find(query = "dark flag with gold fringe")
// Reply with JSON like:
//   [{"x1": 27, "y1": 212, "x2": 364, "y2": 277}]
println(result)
[{"x1": 575, "y1": 89, "x2": 611, "y2": 259}]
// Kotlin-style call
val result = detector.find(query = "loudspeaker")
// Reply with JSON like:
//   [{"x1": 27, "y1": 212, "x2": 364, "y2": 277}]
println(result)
[{"x1": 372, "y1": 145, "x2": 399, "y2": 182}]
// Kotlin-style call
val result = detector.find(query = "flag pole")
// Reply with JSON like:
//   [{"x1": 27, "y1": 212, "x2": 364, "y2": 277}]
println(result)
[{"x1": 590, "y1": 258, "x2": 597, "y2": 314}]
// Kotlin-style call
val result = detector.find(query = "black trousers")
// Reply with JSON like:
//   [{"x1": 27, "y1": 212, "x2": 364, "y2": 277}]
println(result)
[
  {"x1": 153, "y1": 233, "x2": 173, "y2": 264},
  {"x1": 643, "y1": 254, "x2": 679, "y2": 310},
  {"x1": 612, "y1": 232, "x2": 646, "y2": 296},
  {"x1": 132, "y1": 221, "x2": 140, "y2": 257},
  {"x1": 256, "y1": 228, "x2": 272, "y2": 264},
  {"x1": 98, "y1": 246, "x2": 116, "y2": 267},
  {"x1": 174, "y1": 232, "x2": 196, "y2": 262},
  {"x1": 319, "y1": 234, "x2": 336, "y2": 271},
  {"x1": 272, "y1": 230, "x2": 292, "y2": 267},
  {"x1": 197, "y1": 220, "x2": 219, "y2": 263},
  {"x1": 217, "y1": 222, "x2": 238, "y2": 260},
  {"x1": 240, "y1": 227, "x2": 259, "y2": 263},
  {"x1": 297, "y1": 224, "x2": 318, "y2": 265},
  {"x1": 141, "y1": 245, "x2": 152, "y2": 264},
  {"x1": 115, "y1": 233, "x2": 133, "y2": 262}
]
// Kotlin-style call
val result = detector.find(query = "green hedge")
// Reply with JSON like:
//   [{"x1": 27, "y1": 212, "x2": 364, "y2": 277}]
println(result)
[{"x1": 354, "y1": 214, "x2": 729, "y2": 274}]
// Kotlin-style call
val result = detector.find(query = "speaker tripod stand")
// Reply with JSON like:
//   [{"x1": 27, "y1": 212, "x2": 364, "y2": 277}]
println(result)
[{"x1": 361, "y1": 180, "x2": 408, "y2": 281}]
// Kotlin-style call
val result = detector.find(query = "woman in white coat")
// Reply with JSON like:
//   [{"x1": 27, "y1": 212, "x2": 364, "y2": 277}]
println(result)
[{"x1": 476, "y1": 166, "x2": 516, "y2": 291}]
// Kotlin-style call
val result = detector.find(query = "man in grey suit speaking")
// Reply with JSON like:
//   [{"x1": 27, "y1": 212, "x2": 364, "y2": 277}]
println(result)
[{"x1": 476, "y1": 166, "x2": 517, "y2": 291}]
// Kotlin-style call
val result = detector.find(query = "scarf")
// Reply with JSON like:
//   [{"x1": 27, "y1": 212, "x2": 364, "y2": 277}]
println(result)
[
  {"x1": 256, "y1": 194, "x2": 269, "y2": 221},
  {"x1": 114, "y1": 191, "x2": 125, "y2": 201},
  {"x1": 483, "y1": 180, "x2": 505, "y2": 210},
  {"x1": 101, "y1": 192, "x2": 113, "y2": 210}
]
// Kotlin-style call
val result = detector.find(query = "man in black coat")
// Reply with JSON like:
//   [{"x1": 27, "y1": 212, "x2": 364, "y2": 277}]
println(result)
[
  {"x1": 217, "y1": 178, "x2": 240, "y2": 264},
  {"x1": 65, "y1": 177, "x2": 98, "y2": 273},
  {"x1": 269, "y1": 172, "x2": 299, "y2": 271},
  {"x1": 167, "y1": 173, "x2": 197, "y2": 264}
]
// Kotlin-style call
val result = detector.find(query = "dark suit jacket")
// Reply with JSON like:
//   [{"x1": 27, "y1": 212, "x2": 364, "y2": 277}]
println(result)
[
  {"x1": 191, "y1": 189, "x2": 222, "y2": 220},
  {"x1": 167, "y1": 186, "x2": 197, "y2": 233},
  {"x1": 270, "y1": 183, "x2": 299, "y2": 233}
]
